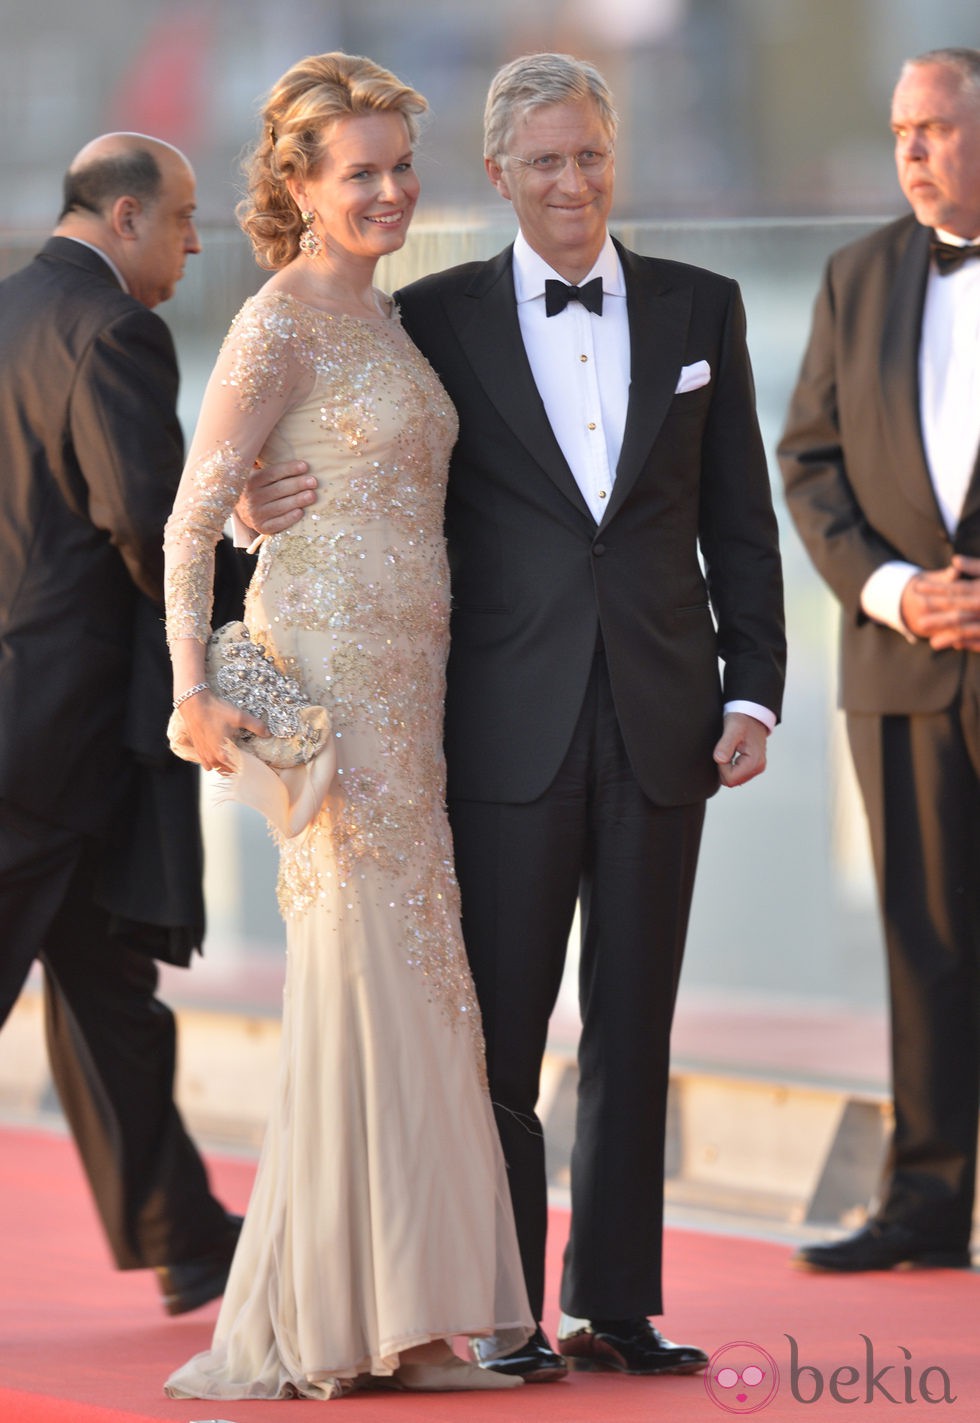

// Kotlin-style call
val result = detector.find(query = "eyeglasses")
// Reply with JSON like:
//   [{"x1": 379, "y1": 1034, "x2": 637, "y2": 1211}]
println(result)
[{"x1": 500, "y1": 149, "x2": 613, "y2": 177}]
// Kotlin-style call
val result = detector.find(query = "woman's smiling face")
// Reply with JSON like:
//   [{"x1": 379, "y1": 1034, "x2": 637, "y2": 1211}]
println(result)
[{"x1": 290, "y1": 111, "x2": 420, "y2": 264}]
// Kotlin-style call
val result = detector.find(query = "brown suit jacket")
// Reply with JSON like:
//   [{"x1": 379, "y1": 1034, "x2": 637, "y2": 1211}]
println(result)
[{"x1": 779, "y1": 214, "x2": 980, "y2": 714}]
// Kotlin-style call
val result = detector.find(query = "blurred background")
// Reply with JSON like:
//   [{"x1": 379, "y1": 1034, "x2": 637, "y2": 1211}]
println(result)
[
  {"x1": 2, "y1": 0, "x2": 978, "y2": 1080},
  {"x1": 3, "y1": 0, "x2": 978, "y2": 226}
]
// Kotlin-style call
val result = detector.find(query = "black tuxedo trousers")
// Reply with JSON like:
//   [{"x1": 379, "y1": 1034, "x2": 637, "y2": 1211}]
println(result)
[{"x1": 449, "y1": 650, "x2": 705, "y2": 1319}]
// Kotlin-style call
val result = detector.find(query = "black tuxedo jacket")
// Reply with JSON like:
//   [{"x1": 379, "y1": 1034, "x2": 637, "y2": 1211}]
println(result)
[
  {"x1": 0, "y1": 238, "x2": 247, "y2": 958},
  {"x1": 779, "y1": 214, "x2": 980, "y2": 713},
  {"x1": 397, "y1": 239, "x2": 785, "y2": 806}
]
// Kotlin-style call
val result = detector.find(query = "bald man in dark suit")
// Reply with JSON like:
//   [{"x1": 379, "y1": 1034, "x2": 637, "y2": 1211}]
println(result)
[{"x1": 0, "y1": 132, "x2": 309, "y2": 1312}]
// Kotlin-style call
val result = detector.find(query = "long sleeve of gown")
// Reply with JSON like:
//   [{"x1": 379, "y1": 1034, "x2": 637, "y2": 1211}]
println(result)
[{"x1": 164, "y1": 296, "x2": 313, "y2": 647}]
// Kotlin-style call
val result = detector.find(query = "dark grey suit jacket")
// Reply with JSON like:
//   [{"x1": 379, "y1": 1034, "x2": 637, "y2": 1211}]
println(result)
[
  {"x1": 779, "y1": 214, "x2": 980, "y2": 714},
  {"x1": 397, "y1": 239, "x2": 785, "y2": 806},
  {"x1": 0, "y1": 237, "x2": 247, "y2": 960}
]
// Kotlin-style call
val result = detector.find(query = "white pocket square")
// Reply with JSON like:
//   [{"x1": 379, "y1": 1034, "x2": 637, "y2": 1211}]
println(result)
[{"x1": 675, "y1": 360, "x2": 711, "y2": 394}]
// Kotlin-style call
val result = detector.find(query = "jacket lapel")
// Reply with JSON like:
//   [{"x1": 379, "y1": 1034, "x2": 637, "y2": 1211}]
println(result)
[
  {"x1": 955, "y1": 270, "x2": 980, "y2": 531},
  {"x1": 958, "y1": 445, "x2": 980, "y2": 536},
  {"x1": 599, "y1": 240, "x2": 693, "y2": 530},
  {"x1": 452, "y1": 247, "x2": 593, "y2": 521},
  {"x1": 879, "y1": 223, "x2": 945, "y2": 524}
]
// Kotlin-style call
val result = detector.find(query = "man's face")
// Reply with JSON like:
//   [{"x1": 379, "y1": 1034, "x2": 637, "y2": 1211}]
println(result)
[
  {"x1": 486, "y1": 98, "x2": 614, "y2": 280},
  {"x1": 126, "y1": 154, "x2": 201, "y2": 308},
  {"x1": 891, "y1": 62, "x2": 980, "y2": 238}
]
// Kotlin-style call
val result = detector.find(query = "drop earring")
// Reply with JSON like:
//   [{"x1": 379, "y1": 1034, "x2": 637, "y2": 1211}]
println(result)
[{"x1": 299, "y1": 209, "x2": 322, "y2": 258}]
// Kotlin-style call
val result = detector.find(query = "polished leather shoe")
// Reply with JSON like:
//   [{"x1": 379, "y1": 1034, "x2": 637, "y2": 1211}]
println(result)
[
  {"x1": 793, "y1": 1221, "x2": 972, "y2": 1273},
  {"x1": 155, "y1": 1212, "x2": 243, "y2": 1316},
  {"x1": 558, "y1": 1317, "x2": 708, "y2": 1375},
  {"x1": 472, "y1": 1325, "x2": 568, "y2": 1382}
]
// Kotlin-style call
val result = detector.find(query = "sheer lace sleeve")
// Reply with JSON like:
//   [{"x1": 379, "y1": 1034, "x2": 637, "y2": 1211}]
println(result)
[{"x1": 164, "y1": 294, "x2": 314, "y2": 646}]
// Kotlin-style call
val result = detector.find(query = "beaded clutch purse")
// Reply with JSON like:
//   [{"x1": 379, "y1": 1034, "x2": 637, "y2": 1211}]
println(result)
[
  {"x1": 202, "y1": 621, "x2": 330, "y2": 769},
  {"x1": 163, "y1": 620, "x2": 331, "y2": 772}
]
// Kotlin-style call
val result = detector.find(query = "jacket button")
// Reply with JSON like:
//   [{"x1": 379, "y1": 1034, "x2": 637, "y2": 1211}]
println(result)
[{"x1": 593, "y1": 543, "x2": 606, "y2": 557}]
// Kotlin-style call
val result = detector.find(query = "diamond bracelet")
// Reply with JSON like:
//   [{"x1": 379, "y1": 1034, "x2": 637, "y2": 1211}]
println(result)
[{"x1": 172, "y1": 681, "x2": 209, "y2": 712}]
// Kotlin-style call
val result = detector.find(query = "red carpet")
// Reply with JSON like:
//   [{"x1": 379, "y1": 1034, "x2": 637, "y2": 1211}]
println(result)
[{"x1": 1, "y1": 1125, "x2": 976, "y2": 1420}]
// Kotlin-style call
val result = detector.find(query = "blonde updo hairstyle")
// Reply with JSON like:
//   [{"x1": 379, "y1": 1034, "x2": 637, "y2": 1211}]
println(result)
[{"x1": 239, "y1": 52, "x2": 428, "y2": 271}]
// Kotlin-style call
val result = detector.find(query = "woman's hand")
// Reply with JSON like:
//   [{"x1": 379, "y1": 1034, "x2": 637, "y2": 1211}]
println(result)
[{"x1": 176, "y1": 689, "x2": 269, "y2": 774}]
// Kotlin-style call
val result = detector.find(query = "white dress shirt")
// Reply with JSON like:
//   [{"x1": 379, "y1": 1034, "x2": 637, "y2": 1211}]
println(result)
[
  {"x1": 512, "y1": 231, "x2": 629, "y2": 523},
  {"x1": 512, "y1": 231, "x2": 774, "y2": 732},
  {"x1": 861, "y1": 227, "x2": 980, "y2": 634}
]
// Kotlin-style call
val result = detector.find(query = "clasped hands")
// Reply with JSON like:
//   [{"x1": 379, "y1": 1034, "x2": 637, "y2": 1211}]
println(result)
[{"x1": 900, "y1": 554, "x2": 980, "y2": 652}]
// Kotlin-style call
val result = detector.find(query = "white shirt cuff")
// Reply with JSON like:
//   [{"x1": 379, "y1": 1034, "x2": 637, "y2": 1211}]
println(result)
[
  {"x1": 723, "y1": 700, "x2": 776, "y2": 733},
  {"x1": 860, "y1": 561, "x2": 921, "y2": 642},
  {"x1": 231, "y1": 511, "x2": 256, "y2": 549}
]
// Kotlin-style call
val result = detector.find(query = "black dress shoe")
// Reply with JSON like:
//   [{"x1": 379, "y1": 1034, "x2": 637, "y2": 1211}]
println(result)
[
  {"x1": 558, "y1": 1317, "x2": 708, "y2": 1375},
  {"x1": 155, "y1": 1212, "x2": 243, "y2": 1316},
  {"x1": 476, "y1": 1325, "x2": 568, "y2": 1383},
  {"x1": 793, "y1": 1221, "x2": 972, "y2": 1273}
]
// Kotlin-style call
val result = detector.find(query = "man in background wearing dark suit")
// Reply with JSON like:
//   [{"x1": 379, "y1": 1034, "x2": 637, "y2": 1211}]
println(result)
[
  {"x1": 779, "y1": 47, "x2": 980, "y2": 1273},
  {"x1": 397, "y1": 53, "x2": 785, "y2": 1380},
  {"x1": 0, "y1": 132, "x2": 310, "y2": 1313}
]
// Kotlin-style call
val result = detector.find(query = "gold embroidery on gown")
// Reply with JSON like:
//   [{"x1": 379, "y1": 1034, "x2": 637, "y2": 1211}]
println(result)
[{"x1": 163, "y1": 292, "x2": 531, "y2": 1401}]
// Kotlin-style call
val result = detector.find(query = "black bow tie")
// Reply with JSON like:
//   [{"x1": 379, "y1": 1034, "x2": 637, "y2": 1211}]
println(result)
[
  {"x1": 544, "y1": 276, "x2": 603, "y2": 316},
  {"x1": 930, "y1": 237, "x2": 980, "y2": 275}
]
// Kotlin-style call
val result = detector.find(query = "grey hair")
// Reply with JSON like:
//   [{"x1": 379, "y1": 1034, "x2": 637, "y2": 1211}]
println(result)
[
  {"x1": 483, "y1": 52, "x2": 618, "y2": 161},
  {"x1": 900, "y1": 47, "x2": 980, "y2": 97}
]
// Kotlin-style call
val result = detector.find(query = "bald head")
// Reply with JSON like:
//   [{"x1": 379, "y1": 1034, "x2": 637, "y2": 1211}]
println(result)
[
  {"x1": 60, "y1": 133, "x2": 188, "y2": 223},
  {"x1": 54, "y1": 132, "x2": 200, "y2": 308}
]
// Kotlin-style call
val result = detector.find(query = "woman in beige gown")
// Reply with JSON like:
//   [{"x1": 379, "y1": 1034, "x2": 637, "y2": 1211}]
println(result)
[{"x1": 163, "y1": 52, "x2": 532, "y2": 1400}]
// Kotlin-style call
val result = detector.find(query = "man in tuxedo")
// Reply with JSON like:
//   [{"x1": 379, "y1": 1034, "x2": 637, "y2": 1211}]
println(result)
[
  {"x1": 396, "y1": 53, "x2": 785, "y2": 1379},
  {"x1": 779, "y1": 47, "x2": 980, "y2": 1272},
  {"x1": 0, "y1": 132, "x2": 310, "y2": 1313}
]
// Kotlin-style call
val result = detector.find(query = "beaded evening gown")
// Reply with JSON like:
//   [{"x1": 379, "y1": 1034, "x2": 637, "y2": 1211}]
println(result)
[{"x1": 162, "y1": 291, "x2": 532, "y2": 1400}]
